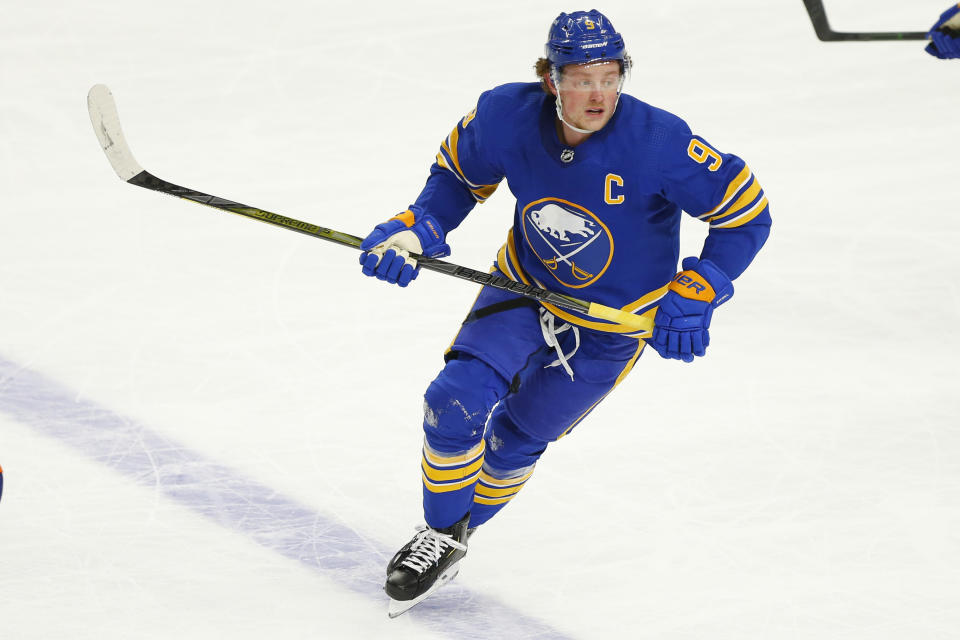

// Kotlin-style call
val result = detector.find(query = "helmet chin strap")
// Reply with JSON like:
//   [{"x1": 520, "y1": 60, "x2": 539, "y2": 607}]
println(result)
[{"x1": 550, "y1": 66, "x2": 625, "y2": 138}]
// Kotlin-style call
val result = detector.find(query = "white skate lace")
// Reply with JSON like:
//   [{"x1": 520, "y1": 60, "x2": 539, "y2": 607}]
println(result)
[
  {"x1": 400, "y1": 526, "x2": 468, "y2": 574},
  {"x1": 539, "y1": 308, "x2": 580, "y2": 380}
]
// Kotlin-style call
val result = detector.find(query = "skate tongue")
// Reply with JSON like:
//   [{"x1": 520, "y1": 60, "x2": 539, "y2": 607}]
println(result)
[{"x1": 400, "y1": 527, "x2": 467, "y2": 573}]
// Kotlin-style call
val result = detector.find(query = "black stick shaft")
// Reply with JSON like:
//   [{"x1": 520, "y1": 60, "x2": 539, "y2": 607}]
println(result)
[{"x1": 127, "y1": 170, "x2": 594, "y2": 315}]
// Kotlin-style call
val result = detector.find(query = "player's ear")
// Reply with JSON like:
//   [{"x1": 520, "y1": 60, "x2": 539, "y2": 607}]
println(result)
[{"x1": 545, "y1": 74, "x2": 558, "y2": 96}]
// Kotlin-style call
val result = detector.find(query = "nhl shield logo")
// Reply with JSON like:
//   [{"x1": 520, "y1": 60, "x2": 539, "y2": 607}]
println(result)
[{"x1": 521, "y1": 197, "x2": 613, "y2": 289}]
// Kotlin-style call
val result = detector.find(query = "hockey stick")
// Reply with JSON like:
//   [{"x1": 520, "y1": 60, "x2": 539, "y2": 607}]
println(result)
[
  {"x1": 802, "y1": 0, "x2": 929, "y2": 41},
  {"x1": 86, "y1": 84, "x2": 652, "y2": 333}
]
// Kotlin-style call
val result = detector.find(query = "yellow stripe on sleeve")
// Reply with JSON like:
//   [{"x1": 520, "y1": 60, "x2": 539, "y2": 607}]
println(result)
[
  {"x1": 437, "y1": 123, "x2": 499, "y2": 202},
  {"x1": 708, "y1": 177, "x2": 761, "y2": 221},
  {"x1": 712, "y1": 196, "x2": 769, "y2": 229},
  {"x1": 698, "y1": 165, "x2": 752, "y2": 219},
  {"x1": 446, "y1": 126, "x2": 466, "y2": 182},
  {"x1": 470, "y1": 183, "x2": 499, "y2": 202}
]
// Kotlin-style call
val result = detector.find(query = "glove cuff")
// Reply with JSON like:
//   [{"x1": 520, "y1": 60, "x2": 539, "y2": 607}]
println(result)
[{"x1": 670, "y1": 257, "x2": 734, "y2": 307}]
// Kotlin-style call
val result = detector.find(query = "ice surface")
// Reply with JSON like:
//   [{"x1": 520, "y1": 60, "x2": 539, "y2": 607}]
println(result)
[{"x1": 1, "y1": 1, "x2": 958, "y2": 638}]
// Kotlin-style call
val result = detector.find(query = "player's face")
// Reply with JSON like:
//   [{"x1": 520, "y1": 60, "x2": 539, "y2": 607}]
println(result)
[{"x1": 554, "y1": 61, "x2": 621, "y2": 132}]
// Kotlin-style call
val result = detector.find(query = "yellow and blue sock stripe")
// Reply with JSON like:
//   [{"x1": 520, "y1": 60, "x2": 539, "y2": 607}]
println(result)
[
  {"x1": 473, "y1": 464, "x2": 535, "y2": 507},
  {"x1": 421, "y1": 439, "x2": 485, "y2": 494}
]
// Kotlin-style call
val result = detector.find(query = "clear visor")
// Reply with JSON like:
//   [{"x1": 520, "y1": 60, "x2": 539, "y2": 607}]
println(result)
[{"x1": 552, "y1": 61, "x2": 625, "y2": 93}]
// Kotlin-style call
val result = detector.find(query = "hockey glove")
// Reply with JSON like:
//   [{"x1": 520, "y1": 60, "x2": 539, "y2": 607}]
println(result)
[
  {"x1": 926, "y1": 4, "x2": 960, "y2": 59},
  {"x1": 651, "y1": 257, "x2": 734, "y2": 363},
  {"x1": 359, "y1": 210, "x2": 451, "y2": 286}
]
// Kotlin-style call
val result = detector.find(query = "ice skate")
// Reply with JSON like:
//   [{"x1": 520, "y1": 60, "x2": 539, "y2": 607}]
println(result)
[{"x1": 385, "y1": 514, "x2": 470, "y2": 618}]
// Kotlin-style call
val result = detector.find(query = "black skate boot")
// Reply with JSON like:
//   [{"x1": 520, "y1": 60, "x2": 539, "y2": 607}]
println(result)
[{"x1": 385, "y1": 513, "x2": 470, "y2": 618}]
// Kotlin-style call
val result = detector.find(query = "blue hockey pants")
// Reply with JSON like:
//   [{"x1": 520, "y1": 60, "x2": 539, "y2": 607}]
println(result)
[{"x1": 420, "y1": 277, "x2": 646, "y2": 529}]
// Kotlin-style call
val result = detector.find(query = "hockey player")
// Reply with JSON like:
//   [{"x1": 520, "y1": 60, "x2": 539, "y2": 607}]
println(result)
[
  {"x1": 358, "y1": 10, "x2": 771, "y2": 616},
  {"x1": 926, "y1": 3, "x2": 960, "y2": 59}
]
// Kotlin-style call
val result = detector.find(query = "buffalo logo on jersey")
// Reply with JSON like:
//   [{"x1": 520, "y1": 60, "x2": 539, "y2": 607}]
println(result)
[{"x1": 521, "y1": 198, "x2": 613, "y2": 288}]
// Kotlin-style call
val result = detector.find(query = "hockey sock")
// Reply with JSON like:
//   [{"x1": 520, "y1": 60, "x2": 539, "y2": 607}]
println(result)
[{"x1": 421, "y1": 354, "x2": 508, "y2": 528}]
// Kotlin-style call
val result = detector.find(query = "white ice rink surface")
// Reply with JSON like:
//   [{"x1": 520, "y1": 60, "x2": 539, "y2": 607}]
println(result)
[{"x1": 1, "y1": 1, "x2": 959, "y2": 638}]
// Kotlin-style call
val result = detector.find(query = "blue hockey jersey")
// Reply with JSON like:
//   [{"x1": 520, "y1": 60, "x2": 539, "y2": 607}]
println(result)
[{"x1": 408, "y1": 82, "x2": 770, "y2": 337}]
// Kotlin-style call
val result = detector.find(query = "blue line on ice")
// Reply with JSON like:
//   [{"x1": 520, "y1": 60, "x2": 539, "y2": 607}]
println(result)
[{"x1": 0, "y1": 356, "x2": 572, "y2": 639}]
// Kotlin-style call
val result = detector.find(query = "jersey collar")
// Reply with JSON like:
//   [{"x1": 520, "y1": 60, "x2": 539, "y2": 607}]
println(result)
[{"x1": 538, "y1": 94, "x2": 621, "y2": 167}]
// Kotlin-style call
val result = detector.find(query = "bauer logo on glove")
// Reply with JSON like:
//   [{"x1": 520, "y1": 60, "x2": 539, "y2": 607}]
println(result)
[{"x1": 670, "y1": 271, "x2": 715, "y2": 303}]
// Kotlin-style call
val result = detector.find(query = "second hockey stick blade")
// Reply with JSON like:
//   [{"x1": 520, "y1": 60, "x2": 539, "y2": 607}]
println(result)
[
  {"x1": 802, "y1": 0, "x2": 928, "y2": 41},
  {"x1": 86, "y1": 84, "x2": 653, "y2": 334}
]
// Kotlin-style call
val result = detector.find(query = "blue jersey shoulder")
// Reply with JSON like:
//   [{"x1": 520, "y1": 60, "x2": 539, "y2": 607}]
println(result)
[
  {"x1": 474, "y1": 82, "x2": 544, "y2": 131},
  {"x1": 618, "y1": 94, "x2": 689, "y2": 128},
  {"x1": 463, "y1": 82, "x2": 547, "y2": 165},
  {"x1": 613, "y1": 94, "x2": 692, "y2": 171},
  {"x1": 481, "y1": 82, "x2": 545, "y2": 108}
]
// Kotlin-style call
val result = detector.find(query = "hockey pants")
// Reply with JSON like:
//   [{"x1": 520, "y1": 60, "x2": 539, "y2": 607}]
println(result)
[{"x1": 420, "y1": 279, "x2": 646, "y2": 529}]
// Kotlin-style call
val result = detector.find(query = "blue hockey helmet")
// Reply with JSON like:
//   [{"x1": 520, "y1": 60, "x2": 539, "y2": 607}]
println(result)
[{"x1": 545, "y1": 10, "x2": 630, "y2": 71}]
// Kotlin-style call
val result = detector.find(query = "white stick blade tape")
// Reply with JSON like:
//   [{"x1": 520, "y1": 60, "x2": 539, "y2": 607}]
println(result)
[{"x1": 87, "y1": 84, "x2": 144, "y2": 181}]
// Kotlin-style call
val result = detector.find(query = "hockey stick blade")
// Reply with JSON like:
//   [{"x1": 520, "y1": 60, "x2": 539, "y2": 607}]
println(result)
[
  {"x1": 802, "y1": 0, "x2": 928, "y2": 41},
  {"x1": 88, "y1": 84, "x2": 146, "y2": 181},
  {"x1": 86, "y1": 85, "x2": 653, "y2": 334}
]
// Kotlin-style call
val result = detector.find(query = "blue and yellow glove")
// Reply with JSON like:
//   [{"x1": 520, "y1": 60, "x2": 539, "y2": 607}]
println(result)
[
  {"x1": 651, "y1": 257, "x2": 734, "y2": 363},
  {"x1": 926, "y1": 4, "x2": 960, "y2": 59},
  {"x1": 359, "y1": 210, "x2": 451, "y2": 286}
]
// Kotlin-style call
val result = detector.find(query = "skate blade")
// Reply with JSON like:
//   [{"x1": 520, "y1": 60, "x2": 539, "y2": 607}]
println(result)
[{"x1": 386, "y1": 564, "x2": 461, "y2": 618}]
